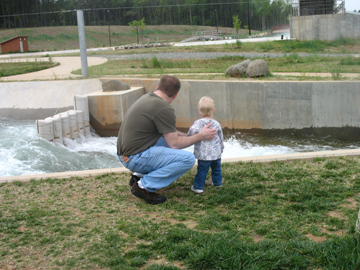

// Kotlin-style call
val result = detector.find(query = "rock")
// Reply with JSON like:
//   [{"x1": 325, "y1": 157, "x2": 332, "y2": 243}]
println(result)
[
  {"x1": 225, "y1": 59, "x2": 252, "y2": 77},
  {"x1": 246, "y1": 59, "x2": 270, "y2": 78},
  {"x1": 102, "y1": 80, "x2": 131, "y2": 92}
]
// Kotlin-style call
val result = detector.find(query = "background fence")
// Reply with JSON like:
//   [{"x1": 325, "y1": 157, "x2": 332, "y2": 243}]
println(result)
[{"x1": 0, "y1": 0, "x2": 290, "y2": 32}]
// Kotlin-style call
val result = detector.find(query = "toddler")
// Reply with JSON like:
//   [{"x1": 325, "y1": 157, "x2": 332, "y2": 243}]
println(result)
[{"x1": 187, "y1": 96, "x2": 224, "y2": 193}]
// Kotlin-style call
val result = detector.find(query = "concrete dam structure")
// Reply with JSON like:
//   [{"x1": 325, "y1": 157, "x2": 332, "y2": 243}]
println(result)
[{"x1": 0, "y1": 78, "x2": 359, "y2": 139}]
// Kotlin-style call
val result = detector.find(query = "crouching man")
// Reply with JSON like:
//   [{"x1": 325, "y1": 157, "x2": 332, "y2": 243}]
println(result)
[{"x1": 117, "y1": 75, "x2": 216, "y2": 204}]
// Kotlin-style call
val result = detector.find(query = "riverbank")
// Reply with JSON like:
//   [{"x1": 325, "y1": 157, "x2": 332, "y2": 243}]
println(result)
[{"x1": 1, "y1": 154, "x2": 359, "y2": 269}]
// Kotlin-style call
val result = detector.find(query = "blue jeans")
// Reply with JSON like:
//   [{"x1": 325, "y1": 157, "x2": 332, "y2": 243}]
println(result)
[
  {"x1": 193, "y1": 159, "x2": 222, "y2": 190},
  {"x1": 118, "y1": 137, "x2": 195, "y2": 193}
]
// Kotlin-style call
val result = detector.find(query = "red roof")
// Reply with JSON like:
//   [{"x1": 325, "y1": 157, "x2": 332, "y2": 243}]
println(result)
[{"x1": 0, "y1": 36, "x2": 29, "y2": 45}]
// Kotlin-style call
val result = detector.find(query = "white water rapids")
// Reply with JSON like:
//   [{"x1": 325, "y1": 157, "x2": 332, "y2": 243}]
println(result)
[{"x1": 1, "y1": 119, "x2": 360, "y2": 177}]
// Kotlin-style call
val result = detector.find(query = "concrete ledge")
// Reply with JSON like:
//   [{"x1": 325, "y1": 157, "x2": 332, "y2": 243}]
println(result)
[
  {"x1": 1, "y1": 148, "x2": 360, "y2": 183},
  {"x1": 0, "y1": 167, "x2": 130, "y2": 183},
  {"x1": 222, "y1": 148, "x2": 360, "y2": 164}
]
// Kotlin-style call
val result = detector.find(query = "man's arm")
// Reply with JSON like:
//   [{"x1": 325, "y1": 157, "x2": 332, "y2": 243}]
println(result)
[
  {"x1": 176, "y1": 130, "x2": 187, "y2": 137},
  {"x1": 164, "y1": 123, "x2": 216, "y2": 149}
]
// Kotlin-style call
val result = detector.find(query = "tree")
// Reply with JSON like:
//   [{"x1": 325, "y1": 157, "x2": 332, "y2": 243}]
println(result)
[
  {"x1": 232, "y1": 15, "x2": 241, "y2": 35},
  {"x1": 139, "y1": 18, "x2": 146, "y2": 43},
  {"x1": 129, "y1": 18, "x2": 146, "y2": 44}
]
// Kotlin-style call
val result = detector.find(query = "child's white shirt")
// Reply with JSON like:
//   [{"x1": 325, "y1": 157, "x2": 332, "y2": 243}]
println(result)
[{"x1": 187, "y1": 118, "x2": 224, "y2": 160}]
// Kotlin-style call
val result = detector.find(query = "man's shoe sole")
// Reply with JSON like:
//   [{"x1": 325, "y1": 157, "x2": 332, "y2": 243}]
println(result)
[{"x1": 131, "y1": 187, "x2": 167, "y2": 205}]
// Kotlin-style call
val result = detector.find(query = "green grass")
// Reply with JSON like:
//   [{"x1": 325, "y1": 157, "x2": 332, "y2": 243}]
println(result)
[
  {"x1": 2, "y1": 53, "x2": 360, "y2": 81},
  {"x1": 272, "y1": 38, "x2": 358, "y2": 53},
  {"x1": 0, "y1": 59, "x2": 58, "y2": 77},
  {"x1": 69, "y1": 53, "x2": 360, "y2": 81},
  {"x1": 1, "y1": 157, "x2": 360, "y2": 269},
  {"x1": 1, "y1": 36, "x2": 359, "y2": 80},
  {"x1": 30, "y1": 33, "x2": 79, "y2": 42},
  {"x1": 340, "y1": 56, "x2": 360, "y2": 65},
  {"x1": 1, "y1": 24, "x2": 359, "y2": 53}
]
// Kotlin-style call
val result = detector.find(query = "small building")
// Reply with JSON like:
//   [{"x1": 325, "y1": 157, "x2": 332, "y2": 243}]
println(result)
[{"x1": 0, "y1": 36, "x2": 29, "y2": 53}]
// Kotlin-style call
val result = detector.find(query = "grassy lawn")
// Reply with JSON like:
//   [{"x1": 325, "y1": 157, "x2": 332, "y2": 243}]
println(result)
[
  {"x1": 2, "y1": 53, "x2": 360, "y2": 81},
  {"x1": 0, "y1": 60, "x2": 58, "y2": 78},
  {"x1": 76, "y1": 39, "x2": 360, "y2": 80},
  {"x1": 75, "y1": 54, "x2": 360, "y2": 81},
  {"x1": 1, "y1": 156, "x2": 360, "y2": 269},
  {"x1": 1, "y1": 38, "x2": 360, "y2": 80}
]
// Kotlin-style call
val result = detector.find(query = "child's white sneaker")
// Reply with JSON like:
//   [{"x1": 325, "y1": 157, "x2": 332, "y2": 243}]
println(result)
[{"x1": 191, "y1": 185, "x2": 203, "y2": 194}]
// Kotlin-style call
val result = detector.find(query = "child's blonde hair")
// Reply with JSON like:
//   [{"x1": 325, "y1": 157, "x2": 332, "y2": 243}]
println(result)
[{"x1": 198, "y1": 96, "x2": 215, "y2": 117}]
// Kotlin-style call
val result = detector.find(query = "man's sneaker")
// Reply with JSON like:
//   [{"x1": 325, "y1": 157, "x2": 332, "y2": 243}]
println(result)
[
  {"x1": 131, "y1": 181, "x2": 167, "y2": 204},
  {"x1": 191, "y1": 185, "x2": 203, "y2": 194},
  {"x1": 129, "y1": 174, "x2": 140, "y2": 186}
]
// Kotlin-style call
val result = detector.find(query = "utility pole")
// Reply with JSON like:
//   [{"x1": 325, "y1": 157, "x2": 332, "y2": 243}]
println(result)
[
  {"x1": 107, "y1": 10, "x2": 111, "y2": 47},
  {"x1": 76, "y1": 9, "x2": 88, "y2": 78},
  {"x1": 215, "y1": 9, "x2": 219, "y2": 31},
  {"x1": 248, "y1": 1, "x2": 251, "y2": 36}
]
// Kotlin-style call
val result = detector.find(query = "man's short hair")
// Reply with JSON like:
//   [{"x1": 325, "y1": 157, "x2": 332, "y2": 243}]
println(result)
[
  {"x1": 198, "y1": 96, "x2": 215, "y2": 117},
  {"x1": 157, "y1": 75, "x2": 181, "y2": 97}
]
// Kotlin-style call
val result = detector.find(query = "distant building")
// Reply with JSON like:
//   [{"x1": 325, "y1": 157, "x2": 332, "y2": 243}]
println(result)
[
  {"x1": 290, "y1": 0, "x2": 360, "y2": 40},
  {"x1": 299, "y1": 0, "x2": 337, "y2": 16},
  {"x1": 0, "y1": 36, "x2": 29, "y2": 53}
]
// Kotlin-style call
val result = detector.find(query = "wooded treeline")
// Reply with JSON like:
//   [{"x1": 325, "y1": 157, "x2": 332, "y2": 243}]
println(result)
[{"x1": 0, "y1": 0, "x2": 290, "y2": 31}]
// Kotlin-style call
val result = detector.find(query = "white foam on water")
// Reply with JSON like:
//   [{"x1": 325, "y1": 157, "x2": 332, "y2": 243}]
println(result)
[
  {"x1": 0, "y1": 120, "x2": 120, "y2": 177},
  {"x1": 184, "y1": 136, "x2": 295, "y2": 158},
  {"x1": 1, "y1": 120, "x2": 359, "y2": 177}
]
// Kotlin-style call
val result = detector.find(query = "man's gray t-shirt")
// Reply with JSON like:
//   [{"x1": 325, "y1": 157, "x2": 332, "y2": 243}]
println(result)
[{"x1": 117, "y1": 92, "x2": 177, "y2": 156}]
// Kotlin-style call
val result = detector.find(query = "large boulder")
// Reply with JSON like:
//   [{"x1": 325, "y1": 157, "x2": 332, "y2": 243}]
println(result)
[
  {"x1": 102, "y1": 80, "x2": 131, "y2": 92},
  {"x1": 225, "y1": 59, "x2": 252, "y2": 77},
  {"x1": 246, "y1": 59, "x2": 270, "y2": 78}
]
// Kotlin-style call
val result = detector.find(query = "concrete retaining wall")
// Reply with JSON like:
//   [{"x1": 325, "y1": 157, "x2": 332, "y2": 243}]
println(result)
[
  {"x1": 290, "y1": 12, "x2": 360, "y2": 40},
  {"x1": 116, "y1": 78, "x2": 360, "y2": 139},
  {"x1": 87, "y1": 87, "x2": 145, "y2": 137},
  {"x1": 1, "y1": 78, "x2": 360, "y2": 139},
  {"x1": 0, "y1": 79, "x2": 103, "y2": 120}
]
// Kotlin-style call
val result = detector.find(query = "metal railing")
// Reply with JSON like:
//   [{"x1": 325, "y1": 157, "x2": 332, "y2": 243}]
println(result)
[
  {"x1": 290, "y1": 0, "x2": 345, "y2": 16},
  {"x1": 334, "y1": 0, "x2": 345, "y2": 13}
]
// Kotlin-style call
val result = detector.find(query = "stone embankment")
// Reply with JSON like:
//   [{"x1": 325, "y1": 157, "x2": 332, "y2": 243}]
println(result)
[{"x1": 114, "y1": 43, "x2": 173, "y2": 50}]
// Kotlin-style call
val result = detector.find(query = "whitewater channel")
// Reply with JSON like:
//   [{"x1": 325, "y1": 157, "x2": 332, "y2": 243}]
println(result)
[{"x1": 2, "y1": 118, "x2": 360, "y2": 177}]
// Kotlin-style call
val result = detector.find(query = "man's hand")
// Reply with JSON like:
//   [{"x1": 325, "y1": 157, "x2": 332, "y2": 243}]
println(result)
[
  {"x1": 199, "y1": 123, "x2": 216, "y2": 140},
  {"x1": 164, "y1": 124, "x2": 216, "y2": 149}
]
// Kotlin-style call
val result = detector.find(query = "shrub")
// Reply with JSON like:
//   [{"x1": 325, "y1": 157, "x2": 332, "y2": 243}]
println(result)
[{"x1": 151, "y1": 57, "x2": 161, "y2": 68}]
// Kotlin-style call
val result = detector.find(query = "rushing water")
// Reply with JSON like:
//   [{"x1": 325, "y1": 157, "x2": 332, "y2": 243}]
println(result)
[{"x1": 1, "y1": 118, "x2": 360, "y2": 177}]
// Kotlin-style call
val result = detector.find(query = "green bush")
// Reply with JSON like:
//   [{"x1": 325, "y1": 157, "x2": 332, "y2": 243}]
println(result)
[{"x1": 151, "y1": 56, "x2": 162, "y2": 68}]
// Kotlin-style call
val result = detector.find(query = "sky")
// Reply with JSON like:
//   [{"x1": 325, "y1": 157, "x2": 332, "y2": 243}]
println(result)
[{"x1": 345, "y1": 0, "x2": 359, "y2": 12}]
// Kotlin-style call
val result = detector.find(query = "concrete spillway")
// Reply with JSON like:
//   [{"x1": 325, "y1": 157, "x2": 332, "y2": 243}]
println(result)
[{"x1": 1, "y1": 78, "x2": 360, "y2": 139}]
